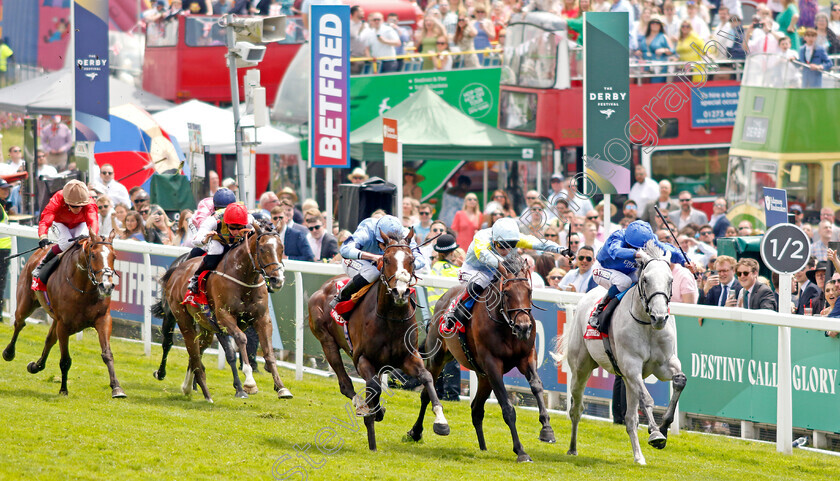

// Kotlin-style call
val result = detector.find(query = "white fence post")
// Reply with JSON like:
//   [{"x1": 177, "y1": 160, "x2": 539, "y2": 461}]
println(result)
[
  {"x1": 295, "y1": 271, "x2": 304, "y2": 381},
  {"x1": 8, "y1": 235, "x2": 18, "y2": 325},
  {"x1": 143, "y1": 252, "x2": 152, "y2": 357},
  {"x1": 776, "y1": 273, "x2": 793, "y2": 454}
]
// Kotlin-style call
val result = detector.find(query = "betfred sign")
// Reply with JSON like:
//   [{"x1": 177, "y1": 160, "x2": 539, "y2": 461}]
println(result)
[
  {"x1": 310, "y1": 5, "x2": 350, "y2": 168},
  {"x1": 383, "y1": 118, "x2": 398, "y2": 153}
]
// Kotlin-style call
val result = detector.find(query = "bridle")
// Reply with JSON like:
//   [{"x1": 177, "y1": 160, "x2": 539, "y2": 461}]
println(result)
[
  {"x1": 376, "y1": 242, "x2": 418, "y2": 322},
  {"x1": 632, "y1": 257, "x2": 672, "y2": 325},
  {"x1": 486, "y1": 270, "x2": 537, "y2": 331},
  {"x1": 68, "y1": 238, "x2": 118, "y2": 295},
  {"x1": 224, "y1": 229, "x2": 285, "y2": 291}
]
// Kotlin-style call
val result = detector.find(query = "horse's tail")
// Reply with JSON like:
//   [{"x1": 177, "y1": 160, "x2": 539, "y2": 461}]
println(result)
[
  {"x1": 150, "y1": 298, "x2": 168, "y2": 320},
  {"x1": 159, "y1": 252, "x2": 190, "y2": 285},
  {"x1": 549, "y1": 334, "x2": 567, "y2": 368}
]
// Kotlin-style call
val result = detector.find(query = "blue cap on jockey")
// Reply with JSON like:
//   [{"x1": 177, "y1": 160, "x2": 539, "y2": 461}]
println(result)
[
  {"x1": 374, "y1": 215, "x2": 405, "y2": 242},
  {"x1": 213, "y1": 188, "x2": 237, "y2": 209},
  {"x1": 625, "y1": 220, "x2": 655, "y2": 248}
]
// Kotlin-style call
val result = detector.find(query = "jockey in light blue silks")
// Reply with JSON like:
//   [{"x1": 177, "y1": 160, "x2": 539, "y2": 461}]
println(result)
[
  {"x1": 589, "y1": 220, "x2": 692, "y2": 331},
  {"x1": 443, "y1": 218, "x2": 569, "y2": 329},
  {"x1": 330, "y1": 215, "x2": 428, "y2": 308}
]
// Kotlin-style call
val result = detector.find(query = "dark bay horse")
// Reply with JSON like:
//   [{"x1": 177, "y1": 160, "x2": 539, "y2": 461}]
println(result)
[
  {"x1": 2, "y1": 231, "x2": 124, "y2": 397},
  {"x1": 409, "y1": 257, "x2": 555, "y2": 462},
  {"x1": 308, "y1": 229, "x2": 450, "y2": 451},
  {"x1": 151, "y1": 222, "x2": 289, "y2": 402}
]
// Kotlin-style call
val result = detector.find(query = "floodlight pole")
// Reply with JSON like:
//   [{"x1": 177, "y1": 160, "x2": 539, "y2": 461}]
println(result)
[{"x1": 224, "y1": 14, "x2": 248, "y2": 207}]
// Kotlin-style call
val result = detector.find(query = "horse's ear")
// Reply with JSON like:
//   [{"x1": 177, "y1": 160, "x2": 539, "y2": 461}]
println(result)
[
  {"x1": 498, "y1": 261, "x2": 509, "y2": 277},
  {"x1": 637, "y1": 247, "x2": 652, "y2": 266},
  {"x1": 107, "y1": 229, "x2": 116, "y2": 242},
  {"x1": 254, "y1": 221, "x2": 263, "y2": 235},
  {"x1": 379, "y1": 230, "x2": 390, "y2": 244},
  {"x1": 406, "y1": 226, "x2": 415, "y2": 243}
]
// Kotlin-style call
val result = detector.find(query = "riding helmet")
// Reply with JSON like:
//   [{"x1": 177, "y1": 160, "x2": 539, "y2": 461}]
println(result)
[
  {"x1": 62, "y1": 180, "x2": 91, "y2": 206},
  {"x1": 625, "y1": 220, "x2": 655, "y2": 248},
  {"x1": 223, "y1": 202, "x2": 249, "y2": 226},
  {"x1": 374, "y1": 215, "x2": 405, "y2": 242},
  {"x1": 213, "y1": 188, "x2": 237, "y2": 209},
  {"x1": 491, "y1": 218, "x2": 520, "y2": 244}
]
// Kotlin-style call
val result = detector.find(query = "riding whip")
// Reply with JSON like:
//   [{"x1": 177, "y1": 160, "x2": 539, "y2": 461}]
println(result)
[
  {"x1": 653, "y1": 204, "x2": 697, "y2": 279},
  {"x1": 4, "y1": 244, "x2": 50, "y2": 263}
]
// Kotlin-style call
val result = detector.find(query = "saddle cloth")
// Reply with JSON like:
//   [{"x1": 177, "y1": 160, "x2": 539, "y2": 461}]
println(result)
[
  {"x1": 182, "y1": 270, "x2": 213, "y2": 308},
  {"x1": 584, "y1": 296, "x2": 609, "y2": 340},
  {"x1": 30, "y1": 250, "x2": 68, "y2": 292},
  {"x1": 330, "y1": 278, "x2": 374, "y2": 325},
  {"x1": 438, "y1": 295, "x2": 466, "y2": 335}
]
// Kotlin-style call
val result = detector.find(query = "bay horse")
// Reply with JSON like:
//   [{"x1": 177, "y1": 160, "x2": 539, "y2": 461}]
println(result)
[
  {"x1": 151, "y1": 221, "x2": 290, "y2": 402},
  {"x1": 2, "y1": 231, "x2": 124, "y2": 398},
  {"x1": 409, "y1": 255, "x2": 555, "y2": 463},
  {"x1": 553, "y1": 240, "x2": 686, "y2": 465},
  {"x1": 308, "y1": 229, "x2": 450, "y2": 451}
]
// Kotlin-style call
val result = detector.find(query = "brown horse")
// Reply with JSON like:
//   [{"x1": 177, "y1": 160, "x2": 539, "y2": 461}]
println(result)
[
  {"x1": 408, "y1": 256, "x2": 555, "y2": 462},
  {"x1": 2, "y1": 231, "x2": 124, "y2": 398},
  {"x1": 151, "y1": 222, "x2": 289, "y2": 401},
  {"x1": 308, "y1": 229, "x2": 450, "y2": 451}
]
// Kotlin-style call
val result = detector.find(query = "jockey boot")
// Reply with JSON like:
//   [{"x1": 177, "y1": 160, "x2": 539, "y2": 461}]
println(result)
[
  {"x1": 329, "y1": 274, "x2": 369, "y2": 310},
  {"x1": 443, "y1": 281, "x2": 484, "y2": 330},
  {"x1": 32, "y1": 249, "x2": 59, "y2": 281},
  {"x1": 589, "y1": 285, "x2": 620, "y2": 330},
  {"x1": 188, "y1": 253, "x2": 224, "y2": 294}
]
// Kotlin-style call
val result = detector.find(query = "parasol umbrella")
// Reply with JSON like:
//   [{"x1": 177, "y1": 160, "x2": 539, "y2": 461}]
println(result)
[{"x1": 93, "y1": 104, "x2": 186, "y2": 193}]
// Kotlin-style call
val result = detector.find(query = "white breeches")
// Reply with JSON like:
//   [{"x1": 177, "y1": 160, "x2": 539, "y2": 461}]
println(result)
[
  {"x1": 343, "y1": 258, "x2": 381, "y2": 282},
  {"x1": 52, "y1": 222, "x2": 89, "y2": 251},
  {"x1": 592, "y1": 267, "x2": 636, "y2": 292}
]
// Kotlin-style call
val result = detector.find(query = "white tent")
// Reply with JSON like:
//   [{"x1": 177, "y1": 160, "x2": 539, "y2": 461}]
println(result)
[{"x1": 151, "y1": 100, "x2": 300, "y2": 155}]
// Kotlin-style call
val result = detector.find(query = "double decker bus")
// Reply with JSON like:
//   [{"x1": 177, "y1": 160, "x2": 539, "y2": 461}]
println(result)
[{"x1": 498, "y1": 11, "x2": 741, "y2": 214}]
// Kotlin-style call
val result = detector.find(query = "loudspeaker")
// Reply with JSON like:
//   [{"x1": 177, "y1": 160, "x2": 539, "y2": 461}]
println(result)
[
  {"x1": 337, "y1": 177, "x2": 397, "y2": 232},
  {"x1": 235, "y1": 16, "x2": 286, "y2": 43}
]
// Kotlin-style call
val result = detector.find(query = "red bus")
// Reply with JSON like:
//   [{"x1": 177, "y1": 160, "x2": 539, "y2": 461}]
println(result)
[{"x1": 498, "y1": 11, "x2": 742, "y2": 216}]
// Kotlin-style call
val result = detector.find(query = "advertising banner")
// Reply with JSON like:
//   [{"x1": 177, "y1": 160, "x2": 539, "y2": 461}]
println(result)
[
  {"x1": 350, "y1": 68, "x2": 501, "y2": 129},
  {"x1": 309, "y1": 4, "x2": 350, "y2": 168},
  {"x1": 762, "y1": 187, "x2": 788, "y2": 228},
  {"x1": 73, "y1": 0, "x2": 110, "y2": 142},
  {"x1": 583, "y1": 12, "x2": 631, "y2": 195},
  {"x1": 382, "y1": 118, "x2": 398, "y2": 154},
  {"x1": 690, "y1": 85, "x2": 739, "y2": 128},
  {"x1": 677, "y1": 315, "x2": 840, "y2": 432}
]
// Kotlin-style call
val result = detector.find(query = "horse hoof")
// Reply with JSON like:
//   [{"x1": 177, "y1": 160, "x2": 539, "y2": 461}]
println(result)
[
  {"x1": 206, "y1": 397, "x2": 214, "y2": 403},
  {"x1": 235, "y1": 390, "x2": 249, "y2": 399},
  {"x1": 353, "y1": 395, "x2": 370, "y2": 416},
  {"x1": 433, "y1": 422, "x2": 450, "y2": 436},
  {"x1": 405, "y1": 429, "x2": 422, "y2": 442},
  {"x1": 59, "y1": 390, "x2": 68, "y2": 396},
  {"x1": 2, "y1": 346, "x2": 14, "y2": 362},
  {"x1": 244, "y1": 384, "x2": 259, "y2": 395},
  {"x1": 27, "y1": 361, "x2": 41, "y2": 374},
  {"x1": 635, "y1": 457, "x2": 647, "y2": 466},
  {"x1": 648, "y1": 431, "x2": 667, "y2": 450},
  {"x1": 375, "y1": 406, "x2": 386, "y2": 422},
  {"x1": 111, "y1": 388, "x2": 127, "y2": 398},
  {"x1": 277, "y1": 388, "x2": 293, "y2": 399},
  {"x1": 153, "y1": 370, "x2": 166, "y2": 381},
  {"x1": 517, "y1": 454, "x2": 533, "y2": 463},
  {"x1": 539, "y1": 427, "x2": 556, "y2": 443},
  {"x1": 566, "y1": 449, "x2": 577, "y2": 456}
]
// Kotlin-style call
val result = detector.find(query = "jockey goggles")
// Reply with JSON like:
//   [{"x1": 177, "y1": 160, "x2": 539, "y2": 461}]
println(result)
[
  {"x1": 493, "y1": 240, "x2": 518, "y2": 250},
  {"x1": 227, "y1": 224, "x2": 248, "y2": 231}
]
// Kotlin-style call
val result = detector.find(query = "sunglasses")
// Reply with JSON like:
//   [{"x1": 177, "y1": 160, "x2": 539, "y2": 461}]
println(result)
[
  {"x1": 272, "y1": 215, "x2": 283, "y2": 220},
  {"x1": 739, "y1": 227, "x2": 751, "y2": 231},
  {"x1": 419, "y1": 211, "x2": 431, "y2": 216},
  {"x1": 431, "y1": 228, "x2": 445, "y2": 233},
  {"x1": 494, "y1": 241, "x2": 517, "y2": 250},
  {"x1": 139, "y1": 209, "x2": 150, "y2": 214},
  {"x1": 545, "y1": 233, "x2": 558, "y2": 238},
  {"x1": 586, "y1": 215, "x2": 598, "y2": 220},
  {"x1": 228, "y1": 224, "x2": 247, "y2": 230},
  {"x1": 437, "y1": 41, "x2": 447, "y2": 45},
  {"x1": 308, "y1": 225, "x2": 322, "y2": 231},
  {"x1": 549, "y1": 276, "x2": 563, "y2": 281},
  {"x1": 102, "y1": 171, "x2": 114, "y2": 175},
  {"x1": 679, "y1": 199, "x2": 691, "y2": 203},
  {"x1": 700, "y1": 231, "x2": 713, "y2": 235},
  {"x1": 98, "y1": 205, "x2": 110, "y2": 210},
  {"x1": 737, "y1": 271, "x2": 751, "y2": 277},
  {"x1": 578, "y1": 256, "x2": 592, "y2": 262},
  {"x1": 492, "y1": 212, "x2": 503, "y2": 217},
  {"x1": 569, "y1": 240, "x2": 580, "y2": 244}
]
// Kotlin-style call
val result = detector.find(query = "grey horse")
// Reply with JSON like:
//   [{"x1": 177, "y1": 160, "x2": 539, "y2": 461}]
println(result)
[{"x1": 553, "y1": 240, "x2": 687, "y2": 465}]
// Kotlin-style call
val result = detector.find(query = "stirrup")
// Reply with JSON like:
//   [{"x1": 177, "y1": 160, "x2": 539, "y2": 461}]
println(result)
[
  {"x1": 187, "y1": 275, "x2": 199, "y2": 293},
  {"x1": 329, "y1": 295, "x2": 340, "y2": 310}
]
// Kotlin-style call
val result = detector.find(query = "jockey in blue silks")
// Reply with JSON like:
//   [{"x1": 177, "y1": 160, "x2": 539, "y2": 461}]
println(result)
[
  {"x1": 443, "y1": 217, "x2": 569, "y2": 329},
  {"x1": 589, "y1": 220, "x2": 693, "y2": 330},
  {"x1": 330, "y1": 215, "x2": 428, "y2": 308}
]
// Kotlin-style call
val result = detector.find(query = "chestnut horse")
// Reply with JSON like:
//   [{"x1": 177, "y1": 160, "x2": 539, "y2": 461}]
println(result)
[
  {"x1": 408, "y1": 256, "x2": 555, "y2": 462},
  {"x1": 308, "y1": 229, "x2": 450, "y2": 451},
  {"x1": 2, "y1": 231, "x2": 124, "y2": 397},
  {"x1": 151, "y1": 222, "x2": 289, "y2": 402}
]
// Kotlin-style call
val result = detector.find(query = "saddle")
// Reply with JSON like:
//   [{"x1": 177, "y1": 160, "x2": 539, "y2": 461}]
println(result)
[
  {"x1": 585, "y1": 295, "x2": 621, "y2": 340},
  {"x1": 437, "y1": 290, "x2": 484, "y2": 376},
  {"x1": 329, "y1": 278, "x2": 375, "y2": 325},
  {"x1": 30, "y1": 244, "x2": 81, "y2": 292}
]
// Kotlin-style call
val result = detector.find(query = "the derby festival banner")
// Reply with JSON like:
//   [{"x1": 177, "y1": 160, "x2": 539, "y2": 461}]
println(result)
[
  {"x1": 74, "y1": 0, "x2": 110, "y2": 142},
  {"x1": 310, "y1": 4, "x2": 350, "y2": 168},
  {"x1": 583, "y1": 12, "x2": 630, "y2": 194}
]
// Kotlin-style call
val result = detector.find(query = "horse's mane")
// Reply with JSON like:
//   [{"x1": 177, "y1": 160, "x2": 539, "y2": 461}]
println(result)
[
  {"x1": 635, "y1": 239, "x2": 669, "y2": 277},
  {"x1": 254, "y1": 218, "x2": 276, "y2": 233}
]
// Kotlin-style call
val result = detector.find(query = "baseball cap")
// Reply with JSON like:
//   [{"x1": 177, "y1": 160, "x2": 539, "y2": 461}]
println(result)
[
  {"x1": 789, "y1": 204, "x2": 803, "y2": 213},
  {"x1": 550, "y1": 173, "x2": 564, "y2": 182}
]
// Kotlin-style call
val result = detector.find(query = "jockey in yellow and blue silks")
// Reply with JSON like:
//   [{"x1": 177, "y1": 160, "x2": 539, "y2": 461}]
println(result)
[
  {"x1": 444, "y1": 218, "x2": 568, "y2": 329},
  {"x1": 589, "y1": 220, "x2": 693, "y2": 330},
  {"x1": 330, "y1": 215, "x2": 427, "y2": 309}
]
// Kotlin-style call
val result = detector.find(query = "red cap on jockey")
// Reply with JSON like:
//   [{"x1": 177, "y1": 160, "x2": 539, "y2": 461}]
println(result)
[{"x1": 223, "y1": 203, "x2": 248, "y2": 226}]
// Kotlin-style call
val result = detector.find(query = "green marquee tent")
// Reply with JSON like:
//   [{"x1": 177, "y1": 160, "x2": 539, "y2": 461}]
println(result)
[{"x1": 349, "y1": 87, "x2": 544, "y2": 163}]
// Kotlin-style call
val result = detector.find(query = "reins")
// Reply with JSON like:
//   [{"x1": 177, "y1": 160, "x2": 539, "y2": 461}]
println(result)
[
  {"x1": 217, "y1": 229, "x2": 284, "y2": 290},
  {"x1": 630, "y1": 258, "x2": 672, "y2": 326},
  {"x1": 67, "y1": 238, "x2": 118, "y2": 295},
  {"x1": 375, "y1": 241, "x2": 418, "y2": 323},
  {"x1": 486, "y1": 268, "x2": 535, "y2": 331}
]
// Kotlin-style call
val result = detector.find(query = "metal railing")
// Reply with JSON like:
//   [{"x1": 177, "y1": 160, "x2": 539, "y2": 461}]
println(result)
[{"x1": 2, "y1": 223, "x2": 838, "y2": 453}]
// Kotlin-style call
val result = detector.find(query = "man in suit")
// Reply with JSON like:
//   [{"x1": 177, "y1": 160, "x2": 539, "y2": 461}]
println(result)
[
  {"x1": 708, "y1": 198, "x2": 730, "y2": 241},
  {"x1": 794, "y1": 257, "x2": 818, "y2": 314},
  {"x1": 668, "y1": 191, "x2": 709, "y2": 230},
  {"x1": 727, "y1": 258, "x2": 777, "y2": 310},
  {"x1": 640, "y1": 179, "x2": 679, "y2": 226},
  {"x1": 799, "y1": 28, "x2": 833, "y2": 88},
  {"x1": 799, "y1": 260, "x2": 827, "y2": 314},
  {"x1": 274, "y1": 200, "x2": 314, "y2": 262},
  {"x1": 304, "y1": 208, "x2": 338, "y2": 262},
  {"x1": 699, "y1": 255, "x2": 741, "y2": 306}
]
